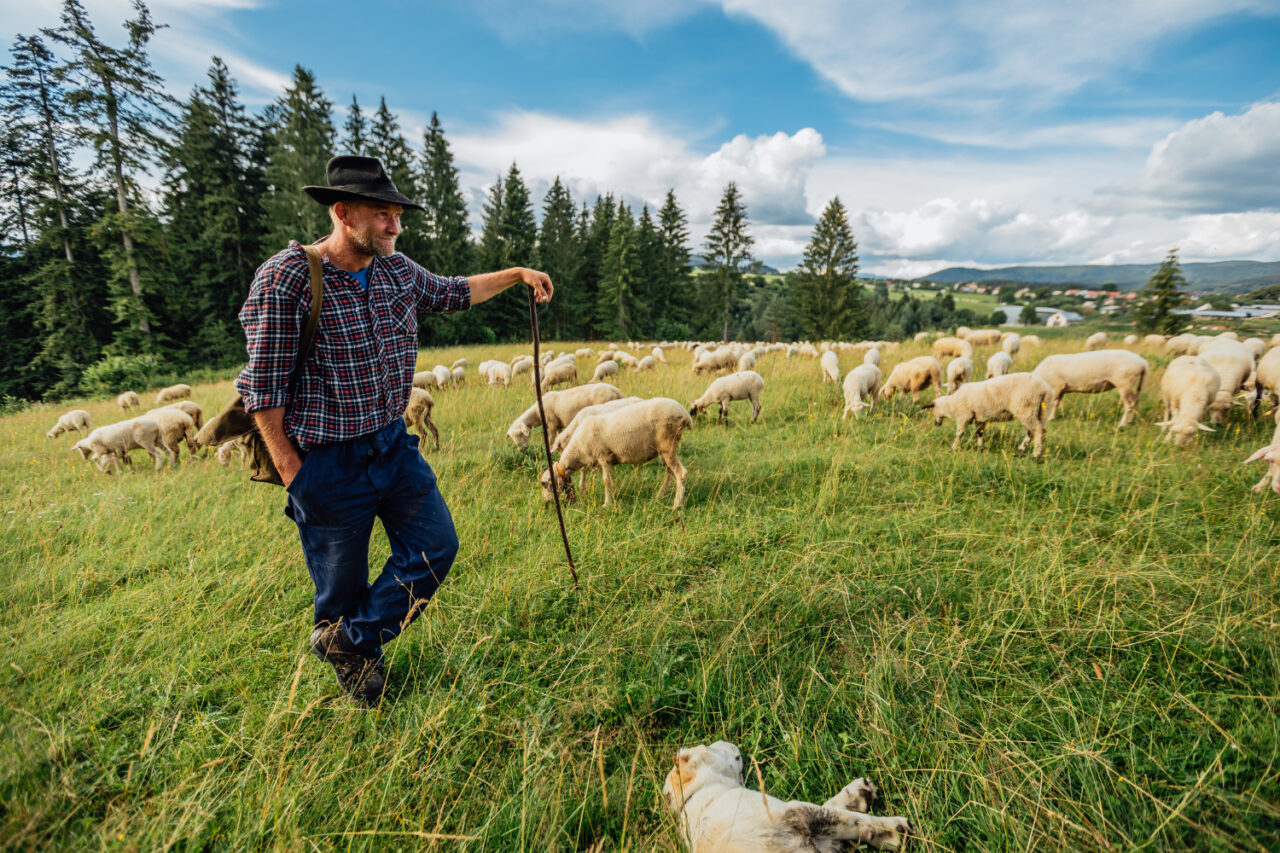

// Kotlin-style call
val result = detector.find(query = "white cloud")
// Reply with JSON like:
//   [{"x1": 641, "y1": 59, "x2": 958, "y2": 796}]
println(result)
[{"x1": 467, "y1": 0, "x2": 698, "y2": 41}]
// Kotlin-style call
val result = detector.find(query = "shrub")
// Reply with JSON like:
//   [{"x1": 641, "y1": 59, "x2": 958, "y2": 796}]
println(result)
[{"x1": 79, "y1": 354, "x2": 165, "y2": 397}]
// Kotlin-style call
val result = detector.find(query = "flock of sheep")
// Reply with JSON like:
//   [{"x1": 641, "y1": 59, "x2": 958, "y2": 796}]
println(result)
[{"x1": 42, "y1": 326, "x2": 1280, "y2": 502}]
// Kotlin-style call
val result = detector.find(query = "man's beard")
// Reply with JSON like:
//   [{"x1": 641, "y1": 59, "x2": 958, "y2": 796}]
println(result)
[{"x1": 351, "y1": 228, "x2": 396, "y2": 257}]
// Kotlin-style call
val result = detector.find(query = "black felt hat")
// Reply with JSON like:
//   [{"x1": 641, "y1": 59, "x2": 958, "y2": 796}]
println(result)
[{"x1": 302, "y1": 155, "x2": 423, "y2": 210}]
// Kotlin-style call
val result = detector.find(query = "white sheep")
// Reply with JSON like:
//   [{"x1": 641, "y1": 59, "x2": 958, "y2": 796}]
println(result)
[
  {"x1": 488, "y1": 362, "x2": 512, "y2": 387},
  {"x1": 146, "y1": 406, "x2": 199, "y2": 464},
  {"x1": 550, "y1": 396, "x2": 643, "y2": 453},
  {"x1": 72, "y1": 417, "x2": 167, "y2": 473},
  {"x1": 511, "y1": 357, "x2": 533, "y2": 379},
  {"x1": 1124, "y1": 334, "x2": 1139, "y2": 346},
  {"x1": 451, "y1": 357, "x2": 468, "y2": 370},
  {"x1": 879, "y1": 356, "x2": 943, "y2": 402},
  {"x1": 540, "y1": 397, "x2": 692, "y2": 508},
  {"x1": 155, "y1": 383, "x2": 192, "y2": 405},
  {"x1": 819, "y1": 350, "x2": 840, "y2": 384},
  {"x1": 946, "y1": 356, "x2": 974, "y2": 395},
  {"x1": 1199, "y1": 339, "x2": 1256, "y2": 423},
  {"x1": 692, "y1": 347, "x2": 737, "y2": 374},
  {"x1": 986, "y1": 351, "x2": 1013, "y2": 379},
  {"x1": 841, "y1": 364, "x2": 882, "y2": 419},
  {"x1": 161, "y1": 399, "x2": 204, "y2": 431},
  {"x1": 637, "y1": 355, "x2": 657, "y2": 371},
  {"x1": 1142, "y1": 334, "x2": 1167, "y2": 349},
  {"x1": 1022, "y1": 335, "x2": 1043, "y2": 347},
  {"x1": 689, "y1": 370, "x2": 765, "y2": 424},
  {"x1": 505, "y1": 383, "x2": 625, "y2": 449},
  {"x1": 591, "y1": 360, "x2": 620, "y2": 382},
  {"x1": 737, "y1": 351, "x2": 757, "y2": 372},
  {"x1": 47, "y1": 409, "x2": 91, "y2": 439},
  {"x1": 403, "y1": 386, "x2": 439, "y2": 450},
  {"x1": 1031, "y1": 350, "x2": 1148, "y2": 427},
  {"x1": 117, "y1": 391, "x2": 140, "y2": 412},
  {"x1": 1243, "y1": 338, "x2": 1267, "y2": 360},
  {"x1": 963, "y1": 329, "x2": 1001, "y2": 347},
  {"x1": 933, "y1": 337, "x2": 973, "y2": 361},
  {"x1": 1256, "y1": 347, "x2": 1280, "y2": 411},
  {"x1": 1085, "y1": 332, "x2": 1107, "y2": 350},
  {"x1": 215, "y1": 437, "x2": 249, "y2": 468},
  {"x1": 413, "y1": 370, "x2": 440, "y2": 389},
  {"x1": 450, "y1": 366, "x2": 466, "y2": 386},
  {"x1": 1245, "y1": 411, "x2": 1280, "y2": 493},
  {"x1": 926, "y1": 373, "x2": 1053, "y2": 458},
  {"x1": 432, "y1": 365, "x2": 451, "y2": 387},
  {"x1": 862, "y1": 348, "x2": 881, "y2": 367},
  {"x1": 538, "y1": 359, "x2": 578, "y2": 392},
  {"x1": 1156, "y1": 356, "x2": 1220, "y2": 446},
  {"x1": 575, "y1": 347, "x2": 596, "y2": 360},
  {"x1": 1000, "y1": 333, "x2": 1021, "y2": 357},
  {"x1": 652, "y1": 346, "x2": 666, "y2": 363},
  {"x1": 616, "y1": 352, "x2": 640, "y2": 370}
]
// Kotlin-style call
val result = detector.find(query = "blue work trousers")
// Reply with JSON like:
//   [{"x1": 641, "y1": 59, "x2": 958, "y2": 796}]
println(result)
[{"x1": 284, "y1": 419, "x2": 458, "y2": 654}]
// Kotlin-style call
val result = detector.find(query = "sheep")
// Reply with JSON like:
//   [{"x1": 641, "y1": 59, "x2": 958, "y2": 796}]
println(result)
[
  {"x1": 986, "y1": 351, "x2": 1013, "y2": 379},
  {"x1": 1256, "y1": 347, "x2": 1280, "y2": 412},
  {"x1": 933, "y1": 336, "x2": 974, "y2": 361},
  {"x1": 155, "y1": 383, "x2": 192, "y2": 405},
  {"x1": 616, "y1": 352, "x2": 641, "y2": 370},
  {"x1": 1245, "y1": 411, "x2": 1280, "y2": 493},
  {"x1": 432, "y1": 365, "x2": 451, "y2": 387},
  {"x1": 1156, "y1": 356, "x2": 1220, "y2": 446},
  {"x1": 1143, "y1": 334, "x2": 1168, "y2": 349},
  {"x1": 72, "y1": 417, "x2": 167, "y2": 473},
  {"x1": 1031, "y1": 350, "x2": 1148, "y2": 427},
  {"x1": 1272, "y1": 333, "x2": 1280, "y2": 349},
  {"x1": 591, "y1": 360, "x2": 620, "y2": 382},
  {"x1": 596, "y1": 349, "x2": 618, "y2": 364},
  {"x1": 1124, "y1": 334, "x2": 1139, "y2": 345},
  {"x1": 575, "y1": 347, "x2": 596, "y2": 360},
  {"x1": 1022, "y1": 335, "x2": 1043, "y2": 347},
  {"x1": 879, "y1": 356, "x2": 944, "y2": 402},
  {"x1": 1165, "y1": 334, "x2": 1202, "y2": 356},
  {"x1": 637, "y1": 355, "x2": 657, "y2": 371},
  {"x1": 946, "y1": 356, "x2": 974, "y2": 395},
  {"x1": 1244, "y1": 338, "x2": 1268, "y2": 360},
  {"x1": 146, "y1": 407, "x2": 199, "y2": 464},
  {"x1": 451, "y1": 358, "x2": 468, "y2": 370},
  {"x1": 820, "y1": 350, "x2": 840, "y2": 384},
  {"x1": 46, "y1": 409, "x2": 91, "y2": 439},
  {"x1": 693, "y1": 347, "x2": 737, "y2": 374},
  {"x1": 1199, "y1": 340, "x2": 1256, "y2": 423},
  {"x1": 403, "y1": 386, "x2": 439, "y2": 451},
  {"x1": 652, "y1": 345, "x2": 666, "y2": 363},
  {"x1": 955, "y1": 326, "x2": 973, "y2": 339},
  {"x1": 841, "y1": 364, "x2": 882, "y2": 419},
  {"x1": 551, "y1": 396, "x2": 643, "y2": 452},
  {"x1": 690, "y1": 370, "x2": 765, "y2": 424},
  {"x1": 511, "y1": 357, "x2": 533, "y2": 380},
  {"x1": 450, "y1": 366, "x2": 466, "y2": 386},
  {"x1": 925, "y1": 373, "x2": 1052, "y2": 458},
  {"x1": 914, "y1": 331, "x2": 931, "y2": 342},
  {"x1": 963, "y1": 329, "x2": 1001, "y2": 347},
  {"x1": 215, "y1": 437, "x2": 249, "y2": 468},
  {"x1": 488, "y1": 362, "x2": 512, "y2": 387},
  {"x1": 540, "y1": 397, "x2": 692, "y2": 508},
  {"x1": 161, "y1": 399, "x2": 204, "y2": 431},
  {"x1": 1085, "y1": 332, "x2": 1107, "y2": 350},
  {"x1": 413, "y1": 370, "x2": 440, "y2": 389},
  {"x1": 737, "y1": 351, "x2": 757, "y2": 372},
  {"x1": 505, "y1": 383, "x2": 625, "y2": 449},
  {"x1": 538, "y1": 359, "x2": 578, "y2": 392},
  {"x1": 1001, "y1": 333, "x2": 1021, "y2": 357},
  {"x1": 117, "y1": 391, "x2": 140, "y2": 412}
]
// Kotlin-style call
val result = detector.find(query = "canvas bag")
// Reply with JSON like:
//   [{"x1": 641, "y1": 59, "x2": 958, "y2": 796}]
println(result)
[{"x1": 196, "y1": 245, "x2": 324, "y2": 485}]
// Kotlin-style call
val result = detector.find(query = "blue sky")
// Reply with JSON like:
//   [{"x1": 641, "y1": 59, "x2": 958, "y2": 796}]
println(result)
[{"x1": 6, "y1": 0, "x2": 1280, "y2": 275}]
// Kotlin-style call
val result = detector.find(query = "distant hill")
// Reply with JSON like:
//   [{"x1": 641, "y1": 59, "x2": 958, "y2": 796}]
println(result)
[{"x1": 922, "y1": 260, "x2": 1280, "y2": 293}]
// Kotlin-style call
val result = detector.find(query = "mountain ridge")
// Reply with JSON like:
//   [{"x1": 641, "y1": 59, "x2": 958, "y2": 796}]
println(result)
[{"x1": 920, "y1": 260, "x2": 1280, "y2": 293}]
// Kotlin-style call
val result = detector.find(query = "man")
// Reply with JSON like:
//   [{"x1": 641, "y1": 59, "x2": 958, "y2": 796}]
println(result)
[{"x1": 236, "y1": 155, "x2": 552, "y2": 705}]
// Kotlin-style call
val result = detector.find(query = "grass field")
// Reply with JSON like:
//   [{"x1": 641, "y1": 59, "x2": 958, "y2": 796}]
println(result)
[{"x1": 3, "y1": 335, "x2": 1278, "y2": 851}]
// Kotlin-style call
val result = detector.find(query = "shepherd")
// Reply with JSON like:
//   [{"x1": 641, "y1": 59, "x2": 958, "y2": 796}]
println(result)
[{"x1": 236, "y1": 156, "x2": 553, "y2": 705}]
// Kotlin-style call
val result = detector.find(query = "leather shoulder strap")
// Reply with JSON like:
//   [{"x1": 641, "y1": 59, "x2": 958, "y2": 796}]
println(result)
[{"x1": 287, "y1": 246, "x2": 325, "y2": 397}]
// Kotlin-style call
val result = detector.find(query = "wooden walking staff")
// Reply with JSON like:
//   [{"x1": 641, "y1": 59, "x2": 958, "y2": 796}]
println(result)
[{"x1": 527, "y1": 288, "x2": 579, "y2": 588}]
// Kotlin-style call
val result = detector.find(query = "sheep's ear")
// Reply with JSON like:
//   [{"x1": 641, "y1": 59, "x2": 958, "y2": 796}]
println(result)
[
  {"x1": 1243, "y1": 445, "x2": 1275, "y2": 464},
  {"x1": 1196, "y1": 422, "x2": 1215, "y2": 432}
]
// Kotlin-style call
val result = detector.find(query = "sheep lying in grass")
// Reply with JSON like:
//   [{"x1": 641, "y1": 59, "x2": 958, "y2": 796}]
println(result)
[
  {"x1": 690, "y1": 370, "x2": 765, "y2": 424},
  {"x1": 403, "y1": 386, "x2": 439, "y2": 451},
  {"x1": 506, "y1": 383, "x2": 625, "y2": 449},
  {"x1": 73, "y1": 417, "x2": 167, "y2": 473},
  {"x1": 1156, "y1": 356, "x2": 1220, "y2": 446},
  {"x1": 879, "y1": 356, "x2": 943, "y2": 402},
  {"x1": 933, "y1": 336, "x2": 973, "y2": 361},
  {"x1": 540, "y1": 397, "x2": 692, "y2": 508},
  {"x1": 925, "y1": 373, "x2": 1052, "y2": 458},
  {"x1": 820, "y1": 350, "x2": 840, "y2": 383},
  {"x1": 117, "y1": 391, "x2": 140, "y2": 412},
  {"x1": 946, "y1": 356, "x2": 973, "y2": 395},
  {"x1": 146, "y1": 407, "x2": 199, "y2": 464},
  {"x1": 161, "y1": 400, "x2": 204, "y2": 431},
  {"x1": 155, "y1": 383, "x2": 192, "y2": 405},
  {"x1": 592, "y1": 360, "x2": 619, "y2": 382},
  {"x1": 1085, "y1": 332, "x2": 1107, "y2": 350},
  {"x1": 551, "y1": 396, "x2": 643, "y2": 453},
  {"x1": 47, "y1": 409, "x2": 91, "y2": 439},
  {"x1": 986, "y1": 351, "x2": 1013, "y2": 379},
  {"x1": 1245, "y1": 411, "x2": 1280, "y2": 493},
  {"x1": 1031, "y1": 350, "x2": 1148, "y2": 427},
  {"x1": 842, "y1": 364, "x2": 882, "y2": 419}
]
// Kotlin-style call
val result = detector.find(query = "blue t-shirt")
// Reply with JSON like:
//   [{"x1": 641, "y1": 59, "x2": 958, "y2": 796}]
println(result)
[{"x1": 349, "y1": 265, "x2": 370, "y2": 292}]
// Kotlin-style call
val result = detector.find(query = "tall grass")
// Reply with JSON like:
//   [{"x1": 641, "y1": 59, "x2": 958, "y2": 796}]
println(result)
[{"x1": 2, "y1": 337, "x2": 1277, "y2": 851}]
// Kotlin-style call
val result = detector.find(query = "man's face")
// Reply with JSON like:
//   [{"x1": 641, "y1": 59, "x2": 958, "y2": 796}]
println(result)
[{"x1": 340, "y1": 201, "x2": 403, "y2": 257}]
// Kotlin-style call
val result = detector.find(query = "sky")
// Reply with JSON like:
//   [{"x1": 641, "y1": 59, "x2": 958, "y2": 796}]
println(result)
[{"x1": 5, "y1": 0, "x2": 1280, "y2": 276}]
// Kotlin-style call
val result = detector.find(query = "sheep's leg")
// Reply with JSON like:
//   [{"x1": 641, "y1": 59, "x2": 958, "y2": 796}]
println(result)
[
  {"x1": 719, "y1": 401, "x2": 729, "y2": 424},
  {"x1": 952, "y1": 416, "x2": 971, "y2": 450},
  {"x1": 600, "y1": 464, "x2": 614, "y2": 506},
  {"x1": 148, "y1": 445, "x2": 165, "y2": 471},
  {"x1": 426, "y1": 415, "x2": 440, "y2": 450},
  {"x1": 751, "y1": 395, "x2": 761, "y2": 423},
  {"x1": 975, "y1": 422, "x2": 987, "y2": 451},
  {"x1": 657, "y1": 465, "x2": 672, "y2": 496},
  {"x1": 1117, "y1": 389, "x2": 1138, "y2": 427},
  {"x1": 1253, "y1": 467, "x2": 1275, "y2": 493},
  {"x1": 672, "y1": 458, "x2": 687, "y2": 508},
  {"x1": 1046, "y1": 391, "x2": 1062, "y2": 421}
]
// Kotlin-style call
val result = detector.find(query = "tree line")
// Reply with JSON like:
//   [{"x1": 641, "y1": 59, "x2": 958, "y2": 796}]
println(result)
[{"x1": 1, "y1": 0, "x2": 989, "y2": 403}]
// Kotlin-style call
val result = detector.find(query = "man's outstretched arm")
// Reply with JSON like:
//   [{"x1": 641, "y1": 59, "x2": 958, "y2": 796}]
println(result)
[{"x1": 467, "y1": 267, "x2": 553, "y2": 306}]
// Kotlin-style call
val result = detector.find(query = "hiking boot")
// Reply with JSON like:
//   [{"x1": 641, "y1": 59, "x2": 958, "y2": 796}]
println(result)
[{"x1": 309, "y1": 621, "x2": 385, "y2": 706}]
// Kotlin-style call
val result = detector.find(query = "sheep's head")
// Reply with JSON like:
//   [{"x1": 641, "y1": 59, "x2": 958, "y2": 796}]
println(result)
[
  {"x1": 539, "y1": 463, "x2": 576, "y2": 504},
  {"x1": 71, "y1": 439, "x2": 92, "y2": 459},
  {"x1": 925, "y1": 395, "x2": 954, "y2": 426},
  {"x1": 46, "y1": 428, "x2": 58, "y2": 439},
  {"x1": 507, "y1": 423, "x2": 531, "y2": 450},
  {"x1": 1156, "y1": 419, "x2": 1213, "y2": 446}
]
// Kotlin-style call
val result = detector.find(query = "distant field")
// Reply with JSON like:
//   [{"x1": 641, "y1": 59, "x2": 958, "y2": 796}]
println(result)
[
  {"x1": 890, "y1": 287, "x2": 999, "y2": 315},
  {"x1": 3, "y1": 335, "x2": 1278, "y2": 851}
]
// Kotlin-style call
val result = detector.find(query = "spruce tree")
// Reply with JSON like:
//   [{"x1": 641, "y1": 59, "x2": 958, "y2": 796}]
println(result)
[
  {"x1": 476, "y1": 175, "x2": 505, "y2": 271},
  {"x1": 578, "y1": 194, "x2": 615, "y2": 340},
  {"x1": 702, "y1": 182, "x2": 753, "y2": 341},
  {"x1": 46, "y1": 0, "x2": 174, "y2": 350},
  {"x1": 1133, "y1": 249, "x2": 1190, "y2": 335},
  {"x1": 792, "y1": 196, "x2": 866, "y2": 340},
  {"x1": 342, "y1": 94, "x2": 368, "y2": 155},
  {"x1": 597, "y1": 202, "x2": 638, "y2": 339},
  {"x1": 656, "y1": 189, "x2": 693, "y2": 336},
  {"x1": 536, "y1": 176, "x2": 579, "y2": 338},
  {"x1": 632, "y1": 204, "x2": 661, "y2": 336},
  {"x1": 261, "y1": 65, "x2": 335, "y2": 250},
  {"x1": 419, "y1": 112, "x2": 470, "y2": 275}
]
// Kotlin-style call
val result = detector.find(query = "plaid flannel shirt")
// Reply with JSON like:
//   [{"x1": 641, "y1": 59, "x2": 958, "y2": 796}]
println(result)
[{"x1": 235, "y1": 241, "x2": 470, "y2": 449}]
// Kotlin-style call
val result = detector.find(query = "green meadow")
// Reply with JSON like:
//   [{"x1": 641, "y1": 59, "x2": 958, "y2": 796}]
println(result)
[{"x1": 2, "y1": 336, "x2": 1277, "y2": 851}]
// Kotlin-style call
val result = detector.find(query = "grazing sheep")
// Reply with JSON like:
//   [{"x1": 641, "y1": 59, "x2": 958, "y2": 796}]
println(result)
[
  {"x1": 1256, "y1": 347, "x2": 1280, "y2": 411},
  {"x1": 1022, "y1": 335, "x2": 1043, "y2": 347},
  {"x1": 914, "y1": 331, "x2": 931, "y2": 342},
  {"x1": 841, "y1": 364, "x2": 882, "y2": 419},
  {"x1": 1199, "y1": 339, "x2": 1256, "y2": 423},
  {"x1": 1245, "y1": 411, "x2": 1280, "y2": 493},
  {"x1": 596, "y1": 349, "x2": 617, "y2": 364},
  {"x1": 432, "y1": 365, "x2": 451, "y2": 387},
  {"x1": 652, "y1": 345, "x2": 666, "y2": 363},
  {"x1": 862, "y1": 348, "x2": 881, "y2": 367},
  {"x1": 638, "y1": 355, "x2": 657, "y2": 371},
  {"x1": 592, "y1": 360, "x2": 620, "y2": 382},
  {"x1": 575, "y1": 347, "x2": 596, "y2": 360},
  {"x1": 1156, "y1": 356, "x2": 1220, "y2": 446},
  {"x1": 488, "y1": 362, "x2": 512, "y2": 387},
  {"x1": 926, "y1": 373, "x2": 1052, "y2": 458},
  {"x1": 693, "y1": 347, "x2": 737, "y2": 374},
  {"x1": 986, "y1": 351, "x2": 1013, "y2": 379},
  {"x1": 72, "y1": 417, "x2": 167, "y2": 473},
  {"x1": 955, "y1": 326, "x2": 973, "y2": 339},
  {"x1": 933, "y1": 336, "x2": 974, "y2": 361},
  {"x1": 1243, "y1": 338, "x2": 1267, "y2": 360},
  {"x1": 1031, "y1": 350, "x2": 1148, "y2": 427},
  {"x1": 511, "y1": 357, "x2": 533, "y2": 380},
  {"x1": 403, "y1": 386, "x2": 440, "y2": 451},
  {"x1": 155, "y1": 383, "x2": 192, "y2": 405},
  {"x1": 146, "y1": 407, "x2": 199, "y2": 463},
  {"x1": 117, "y1": 390, "x2": 140, "y2": 412},
  {"x1": 1165, "y1": 334, "x2": 1203, "y2": 356},
  {"x1": 1001, "y1": 333, "x2": 1021, "y2": 357},
  {"x1": 737, "y1": 351, "x2": 757, "y2": 372},
  {"x1": 616, "y1": 352, "x2": 641, "y2": 370},
  {"x1": 946, "y1": 356, "x2": 974, "y2": 395},
  {"x1": 215, "y1": 437, "x2": 249, "y2": 468},
  {"x1": 46, "y1": 409, "x2": 91, "y2": 439},
  {"x1": 538, "y1": 359, "x2": 578, "y2": 392},
  {"x1": 1272, "y1": 333, "x2": 1280, "y2": 349},
  {"x1": 879, "y1": 356, "x2": 944, "y2": 402},
  {"x1": 690, "y1": 370, "x2": 765, "y2": 424},
  {"x1": 540, "y1": 397, "x2": 692, "y2": 508},
  {"x1": 1124, "y1": 334, "x2": 1139, "y2": 345},
  {"x1": 505, "y1": 383, "x2": 625, "y2": 449},
  {"x1": 451, "y1": 358, "x2": 468, "y2": 370},
  {"x1": 1085, "y1": 332, "x2": 1107, "y2": 350},
  {"x1": 450, "y1": 366, "x2": 466, "y2": 386},
  {"x1": 820, "y1": 350, "x2": 840, "y2": 383},
  {"x1": 551, "y1": 396, "x2": 643, "y2": 453},
  {"x1": 1143, "y1": 334, "x2": 1168, "y2": 349},
  {"x1": 413, "y1": 370, "x2": 440, "y2": 389},
  {"x1": 963, "y1": 329, "x2": 1001, "y2": 347},
  {"x1": 161, "y1": 400, "x2": 204, "y2": 431}
]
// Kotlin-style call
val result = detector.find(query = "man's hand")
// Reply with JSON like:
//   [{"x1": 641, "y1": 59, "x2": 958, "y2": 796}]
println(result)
[{"x1": 468, "y1": 267, "x2": 554, "y2": 306}]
